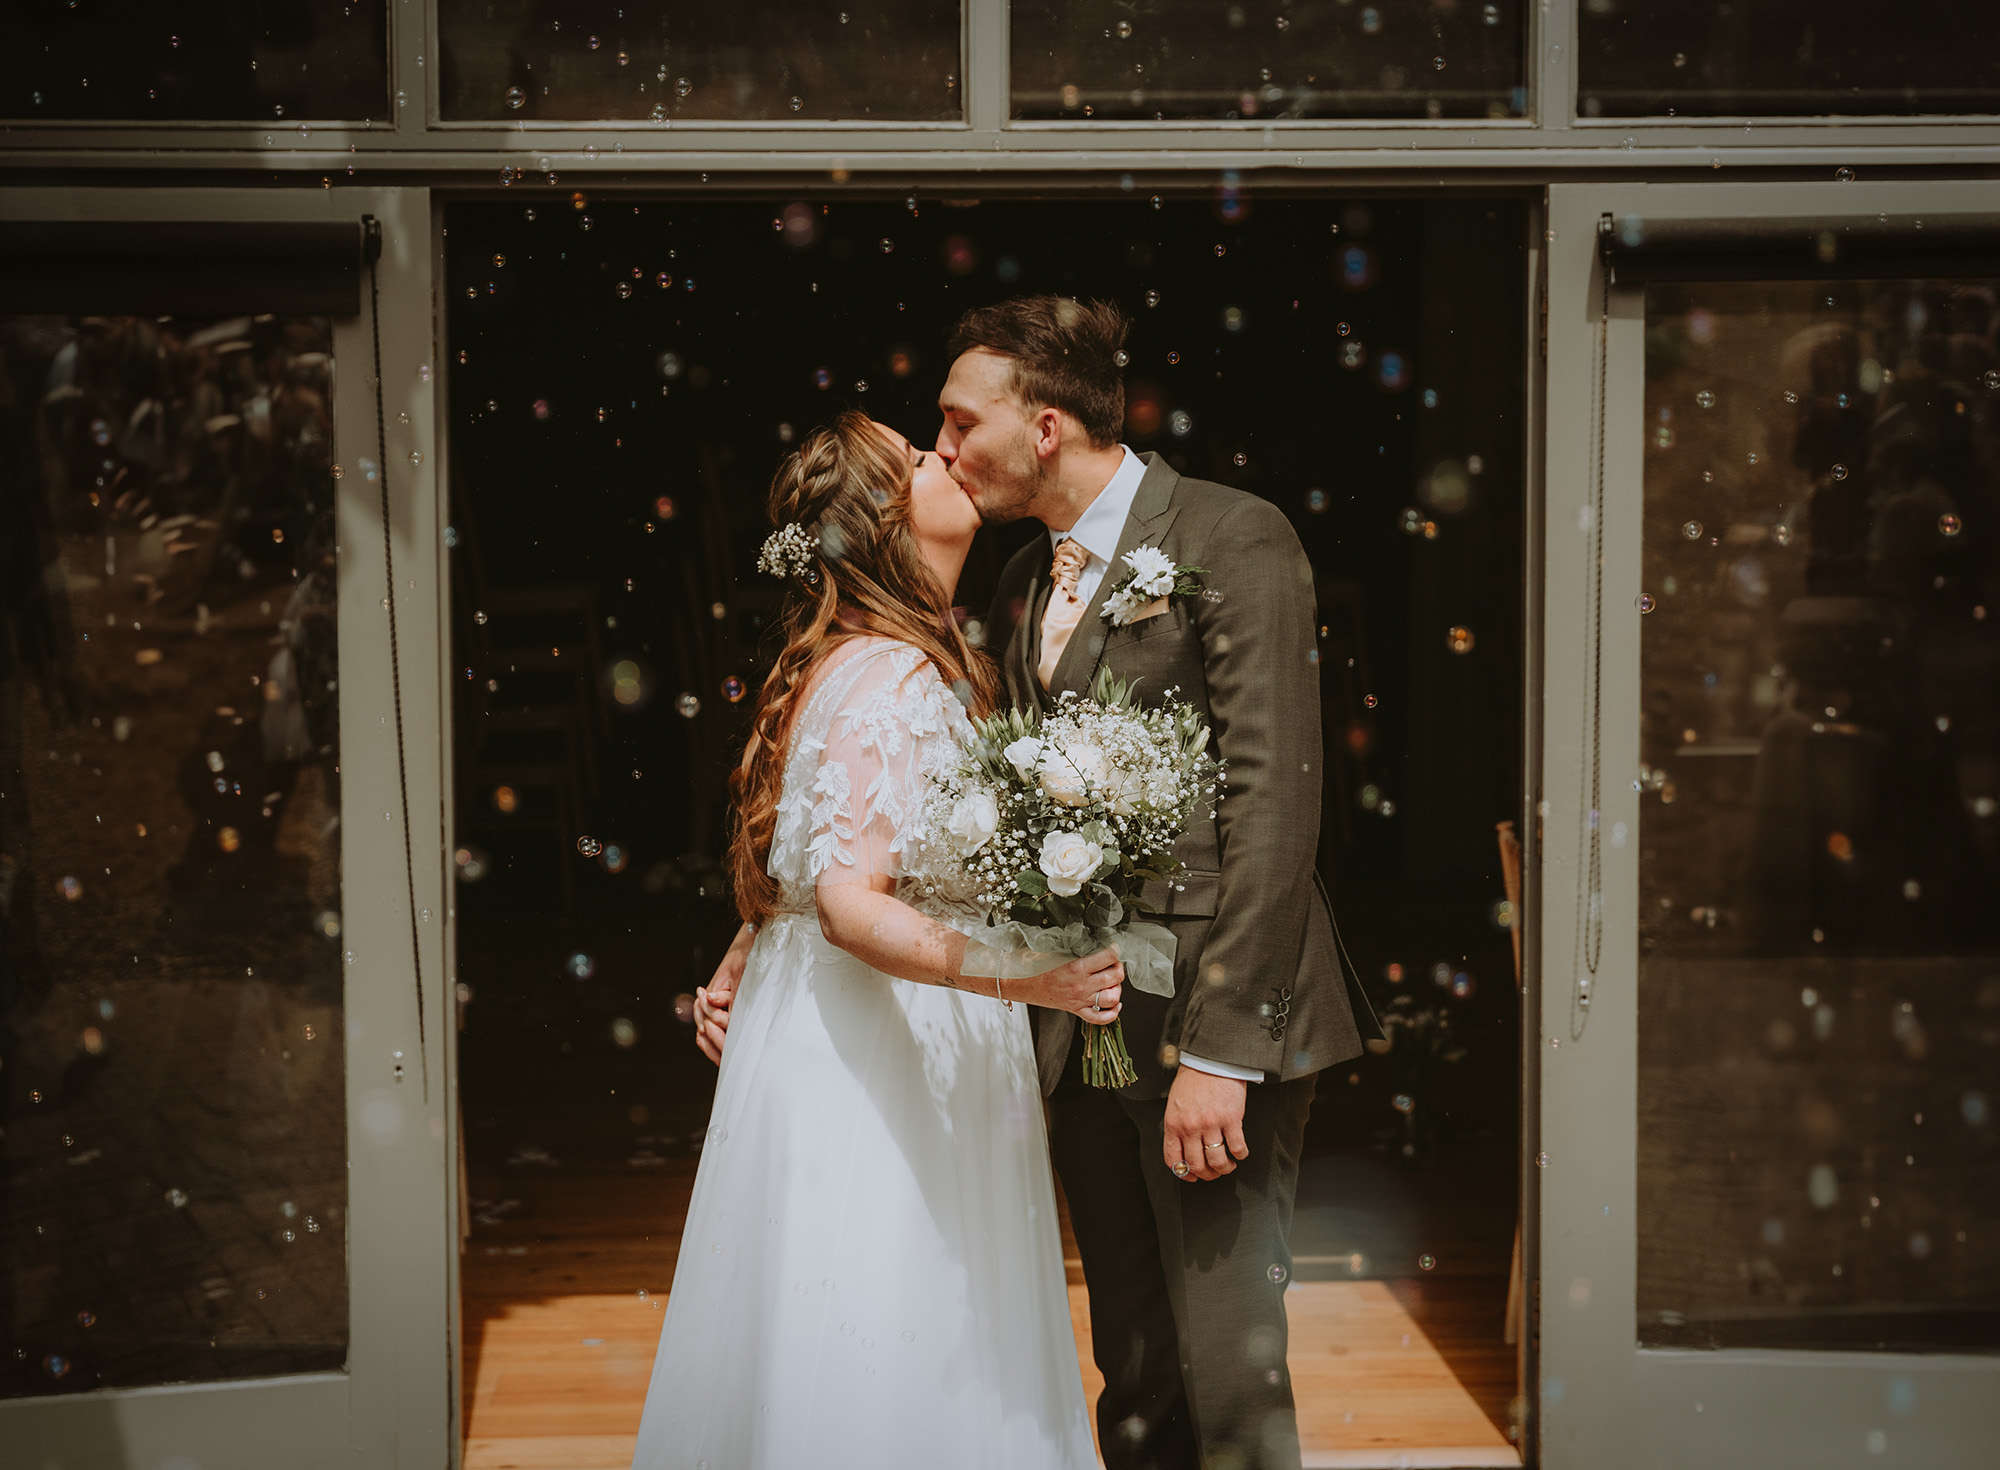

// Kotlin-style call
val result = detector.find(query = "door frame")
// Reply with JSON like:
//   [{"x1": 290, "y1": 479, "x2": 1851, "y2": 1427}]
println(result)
[
  {"x1": 1536, "y1": 178, "x2": 2000, "y2": 1470},
  {"x1": 0, "y1": 185, "x2": 455, "y2": 1470}
]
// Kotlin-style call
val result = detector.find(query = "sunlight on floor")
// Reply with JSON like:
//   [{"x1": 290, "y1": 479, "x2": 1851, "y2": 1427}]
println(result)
[{"x1": 462, "y1": 1281, "x2": 1517, "y2": 1470}]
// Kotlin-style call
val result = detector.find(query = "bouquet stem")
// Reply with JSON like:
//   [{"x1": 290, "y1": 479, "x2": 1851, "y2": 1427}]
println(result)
[{"x1": 1081, "y1": 1018, "x2": 1139, "y2": 1090}]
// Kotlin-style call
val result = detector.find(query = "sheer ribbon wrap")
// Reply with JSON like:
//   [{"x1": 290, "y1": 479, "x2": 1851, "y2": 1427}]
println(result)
[{"x1": 958, "y1": 887, "x2": 1177, "y2": 1088}]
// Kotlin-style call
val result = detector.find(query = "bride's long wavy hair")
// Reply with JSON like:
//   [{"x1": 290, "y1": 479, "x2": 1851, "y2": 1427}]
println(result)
[{"x1": 727, "y1": 410, "x2": 998, "y2": 925}]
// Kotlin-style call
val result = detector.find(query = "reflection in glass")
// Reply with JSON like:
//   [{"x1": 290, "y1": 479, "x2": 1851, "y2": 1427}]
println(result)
[
  {"x1": 1011, "y1": 1, "x2": 1526, "y2": 121},
  {"x1": 1, "y1": 315, "x2": 346, "y2": 1397},
  {"x1": 1580, "y1": 4, "x2": 2000, "y2": 118},
  {"x1": 1637, "y1": 279, "x2": 2000, "y2": 1351},
  {"x1": 0, "y1": 2, "x2": 388, "y2": 122},
  {"x1": 438, "y1": 1, "x2": 960, "y2": 122}
]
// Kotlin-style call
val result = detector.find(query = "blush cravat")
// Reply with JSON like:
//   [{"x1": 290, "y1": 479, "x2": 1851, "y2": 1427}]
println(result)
[{"x1": 1037, "y1": 537, "x2": 1092, "y2": 690}]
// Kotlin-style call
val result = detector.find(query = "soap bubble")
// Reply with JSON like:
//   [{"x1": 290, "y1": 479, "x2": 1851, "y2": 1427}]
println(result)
[
  {"x1": 1446, "y1": 626, "x2": 1475, "y2": 654},
  {"x1": 1419, "y1": 1254, "x2": 1436, "y2": 1270},
  {"x1": 1695, "y1": 390, "x2": 1716, "y2": 408},
  {"x1": 611, "y1": 1017, "x2": 639, "y2": 1048},
  {"x1": 504, "y1": 87, "x2": 526, "y2": 109},
  {"x1": 609, "y1": 659, "x2": 654, "y2": 709},
  {"x1": 567, "y1": 952, "x2": 596, "y2": 980},
  {"x1": 722, "y1": 675, "x2": 747, "y2": 702},
  {"x1": 940, "y1": 234, "x2": 977, "y2": 274},
  {"x1": 58, "y1": 875, "x2": 82, "y2": 901},
  {"x1": 1939, "y1": 514, "x2": 1962, "y2": 537},
  {"x1": 1682, "y1": 521, "x2": 1703, "y2": 539},
  {"x1": 577, "y1": 836, "x2": 603, "y2": 858},
  {"x1": 676, "y1": 692, "x2": 703, "y2": 719}
]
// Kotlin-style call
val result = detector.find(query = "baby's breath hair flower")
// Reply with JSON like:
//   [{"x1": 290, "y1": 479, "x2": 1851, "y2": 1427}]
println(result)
[{"x1": 757, "y1": 522, "x2": 820, "y2": 580}]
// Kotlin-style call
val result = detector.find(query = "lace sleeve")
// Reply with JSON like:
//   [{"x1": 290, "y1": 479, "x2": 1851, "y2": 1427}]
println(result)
[{"x1": 800, "y1": 646, "x2": 954, "y2": 892}]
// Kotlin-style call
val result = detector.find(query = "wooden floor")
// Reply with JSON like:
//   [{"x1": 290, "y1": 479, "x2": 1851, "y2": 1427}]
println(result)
[{"x1": 459, "y1": 1123, "x2": 1519, "y2": 1470}]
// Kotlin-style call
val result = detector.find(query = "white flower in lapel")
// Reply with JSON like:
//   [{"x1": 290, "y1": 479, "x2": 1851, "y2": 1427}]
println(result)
[
  {"x1": 1100, "y1": 543, "x2": 1207, "y2": 627},
  {"x1": 1122, "y1": 545, "x2": 1177, "y2": 596}
]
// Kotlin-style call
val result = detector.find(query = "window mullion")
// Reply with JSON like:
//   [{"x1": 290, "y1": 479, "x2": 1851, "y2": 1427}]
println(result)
[{"x1": 965, "y1": 0, "x2": 1009, "y2": 136}]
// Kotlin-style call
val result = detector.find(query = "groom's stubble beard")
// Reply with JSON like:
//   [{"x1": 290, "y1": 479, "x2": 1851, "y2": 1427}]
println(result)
[{"x1": 969, "y1": 425, "x2": 1051, "y2": 528}]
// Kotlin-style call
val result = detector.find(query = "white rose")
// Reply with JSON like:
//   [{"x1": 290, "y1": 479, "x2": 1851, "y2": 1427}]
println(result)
[
  {"x1": 1123, "y1": 544, "x2": 1177, "y2": 597},
  {"x1": 945, "y1": 789, "x2": 999, "y2": 855},
  {"x1": 1040, "y1": 739, "x2": 1110, "y2": 807},
  {"x1": 1038, "y1": 829, "x2": 1104, "y2": 897},
  {"x1": 1003, "y1": 736, "x2": 1045, "y2": 777}
]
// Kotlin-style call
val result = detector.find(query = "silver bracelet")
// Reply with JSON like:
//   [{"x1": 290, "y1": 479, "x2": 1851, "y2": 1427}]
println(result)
[{"x1": 995, "y1": 974, "x2": 1012, "y2": 1010}]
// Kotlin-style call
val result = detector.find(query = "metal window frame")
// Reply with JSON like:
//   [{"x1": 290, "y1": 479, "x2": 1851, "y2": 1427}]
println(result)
[
  {"x1": 5, "y1": 0, "x2": 2000, "y2": 169},
  {"x1": 1537, "y1": 177, "x2": 2000, "y2": 1470}
]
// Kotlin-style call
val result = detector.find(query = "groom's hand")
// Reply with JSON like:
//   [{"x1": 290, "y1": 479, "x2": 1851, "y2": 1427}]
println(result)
[{"x1": 1163, "y1": 1067, "x2": 1249, "y2": 1182}]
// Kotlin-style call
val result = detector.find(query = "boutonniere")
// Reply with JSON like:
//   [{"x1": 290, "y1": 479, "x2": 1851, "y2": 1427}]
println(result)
[{"x1": 1100, "y1": 544, "x2": 1208, "y2": 627}]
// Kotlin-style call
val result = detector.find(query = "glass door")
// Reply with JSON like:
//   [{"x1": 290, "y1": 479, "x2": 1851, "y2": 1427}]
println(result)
[
  {"x1": 1537, "y1": 180, "x2": 2000, "y2": 1468},
  {"x1": 0, "y1": 187, "x2": 453, "y2": 1468}
]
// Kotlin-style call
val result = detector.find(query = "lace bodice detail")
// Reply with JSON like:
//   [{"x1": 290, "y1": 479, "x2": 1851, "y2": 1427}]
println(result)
[{"x1": 768, "y1": 638, "x2": 979, "y2": 917}]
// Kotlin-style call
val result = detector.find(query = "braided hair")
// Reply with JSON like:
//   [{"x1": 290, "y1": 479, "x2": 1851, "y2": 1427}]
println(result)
[{"x1": 726, "y1": 410, "x2": 998, "y2": 924}]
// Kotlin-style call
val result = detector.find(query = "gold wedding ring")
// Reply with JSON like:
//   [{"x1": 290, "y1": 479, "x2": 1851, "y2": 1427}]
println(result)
[{"x1": 1203, "y1": 1141, "x2": 1226, "y2": 1152}]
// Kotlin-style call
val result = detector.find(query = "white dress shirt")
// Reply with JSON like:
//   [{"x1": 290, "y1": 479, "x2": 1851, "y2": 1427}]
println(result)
[{"x1": 1052, "y1": 449, "x2": 1264, "y2": 1087}]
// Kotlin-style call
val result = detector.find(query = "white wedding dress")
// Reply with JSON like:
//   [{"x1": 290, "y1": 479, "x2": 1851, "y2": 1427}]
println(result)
[{"x1": 632, "y1": 637, "x2": 1096, "y2": 1470}]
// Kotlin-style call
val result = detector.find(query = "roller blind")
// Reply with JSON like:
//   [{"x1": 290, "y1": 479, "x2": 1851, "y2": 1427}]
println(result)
[{"x1": 0, "y1": 218, "x2": 378, "y2": 315}]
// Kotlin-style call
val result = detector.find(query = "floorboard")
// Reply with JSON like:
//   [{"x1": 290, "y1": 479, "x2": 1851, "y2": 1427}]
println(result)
[{"x1": 459, "y1": 1125, "x2": 1520, "y2": 1470}]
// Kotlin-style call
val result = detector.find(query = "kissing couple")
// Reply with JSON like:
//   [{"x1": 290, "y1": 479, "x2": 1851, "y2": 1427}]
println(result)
[{"x1": 630, "y1": 296, "x2": 1379, "y2": 1470}]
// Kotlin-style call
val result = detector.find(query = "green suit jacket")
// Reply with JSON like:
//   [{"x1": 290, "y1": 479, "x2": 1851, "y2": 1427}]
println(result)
[{"x1": 987, "y1": 453, "x2": 1382, "y2": 1099}]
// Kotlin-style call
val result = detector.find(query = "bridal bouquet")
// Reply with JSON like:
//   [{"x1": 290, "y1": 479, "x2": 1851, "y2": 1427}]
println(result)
[{"x1": 923, "y1": 668, "x2": 1223, "y2": 1088}]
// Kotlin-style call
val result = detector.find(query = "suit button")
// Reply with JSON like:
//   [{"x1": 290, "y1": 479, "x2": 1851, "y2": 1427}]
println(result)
[{"x1": 1280, "y1": 987, "x2": 1294, "y2": 1000}]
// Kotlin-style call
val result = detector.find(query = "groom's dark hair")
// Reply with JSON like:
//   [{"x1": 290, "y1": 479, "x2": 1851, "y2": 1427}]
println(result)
[{"x1": 947, "y1": 296, "x2": 1129, "y2": 449}]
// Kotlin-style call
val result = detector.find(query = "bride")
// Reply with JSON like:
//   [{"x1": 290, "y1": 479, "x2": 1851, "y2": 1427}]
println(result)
[{"x1": 631, "y1": 411, "x2": 1120, "y2": 1469}]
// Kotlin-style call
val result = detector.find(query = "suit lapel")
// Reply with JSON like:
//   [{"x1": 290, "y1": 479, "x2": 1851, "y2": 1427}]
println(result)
[{"x1": 1050, "y1": 454, "x2": 1184, "y2": 695}]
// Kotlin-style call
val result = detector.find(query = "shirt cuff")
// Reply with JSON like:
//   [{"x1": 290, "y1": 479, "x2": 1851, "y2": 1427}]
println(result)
[{"x1": 1174, "y1": 1049, "x2": 1264, "y2": 1083}]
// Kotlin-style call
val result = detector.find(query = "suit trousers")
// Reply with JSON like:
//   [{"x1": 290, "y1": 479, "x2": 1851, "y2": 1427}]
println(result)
[{"x1": 1047, "y1": 1041, "x2": 1318, "y2": 1470}]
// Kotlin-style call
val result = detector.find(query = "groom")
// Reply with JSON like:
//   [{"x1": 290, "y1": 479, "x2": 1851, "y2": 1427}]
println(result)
[{"x1": 941, "y1": 296, "x2": 1380, "y2": 1470}]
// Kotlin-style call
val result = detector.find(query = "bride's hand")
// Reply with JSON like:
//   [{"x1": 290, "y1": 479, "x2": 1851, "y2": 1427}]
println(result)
[
  {"x1": 1027, "y1": 947, "x2": 1126, "y2": 1025},
  {"x1": 695, "y1": 923, "x2": 755, "y2": 1065}
]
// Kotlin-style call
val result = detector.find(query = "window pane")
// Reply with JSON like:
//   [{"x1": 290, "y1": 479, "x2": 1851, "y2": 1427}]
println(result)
[
  {"x1": 1637, "y1": 279, "x2": 2000, "y2": 1351},
  {"x1": 1, "y1": 2, "x2": 388, "y2": 122},
  {"x1": 438, "y1": 2, "x2": 961, "y2": 122},
  {"x1": 1011, "y1": 1, "x2": 1527, "y2": 121},
  {"x1": 1, "y1": 313, "x2": 347, "y2": 1396},
  {"x1": 1580, "y1": 4, "x2": 2000, "y2": 118}
]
